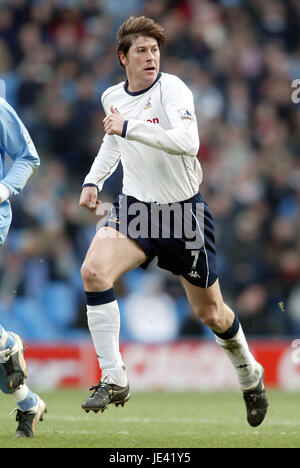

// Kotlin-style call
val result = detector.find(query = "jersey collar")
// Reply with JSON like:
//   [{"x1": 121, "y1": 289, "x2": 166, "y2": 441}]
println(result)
[{"x1": 124, "y1": 72, "x2": 162, "y2": 96}]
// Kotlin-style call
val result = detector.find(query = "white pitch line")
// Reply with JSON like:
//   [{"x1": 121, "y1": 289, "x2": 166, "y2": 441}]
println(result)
[
  {"x1": 44, "y1": 415, "x2": 228, "y2": 424},
  {"x1": 43, "y1": 415, "x2": 300, "y2": 427}
]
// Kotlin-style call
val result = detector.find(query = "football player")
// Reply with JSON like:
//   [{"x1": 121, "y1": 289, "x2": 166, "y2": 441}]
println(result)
[
  {"x1": 79, "y1": 16, "x2": 268, "y2": 427},
  {"x1": 0, "y1": 95, "x2": 47, "y2": 437}
]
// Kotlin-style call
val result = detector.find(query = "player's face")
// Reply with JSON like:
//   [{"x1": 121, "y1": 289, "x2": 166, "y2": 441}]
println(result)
[{"x1": 121, "y1": 36, "x2": 160, "y2": 91}]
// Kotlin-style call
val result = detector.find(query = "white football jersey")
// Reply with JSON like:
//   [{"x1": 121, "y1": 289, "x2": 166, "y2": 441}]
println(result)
[{"x1": 83, "y1": 72, "x2": 202, "y2": 203}]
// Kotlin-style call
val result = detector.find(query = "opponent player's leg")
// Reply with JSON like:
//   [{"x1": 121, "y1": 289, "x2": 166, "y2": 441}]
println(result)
[
  {"x1": 80, "y1": 226, "x2": 148, "y2": 413},
  {"x1": 0, "y1": 326, "x2": 47, "y2": 437},
  {"x1": 180, "y1": 277, "x2": 268, "y2": 427},
  {"x1": 0, "y1": 326, "x2": 26, "y2": 390}
]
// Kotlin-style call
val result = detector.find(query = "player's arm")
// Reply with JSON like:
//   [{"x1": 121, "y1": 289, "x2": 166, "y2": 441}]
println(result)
[
  {"x1": 0, "y1": 99, "x2": 40, "y2": 204},
  {"x1": 80, "y1": 133, "x2": 121, "y2": 212},
  {"x1": 104, "y1": 79, "x2": 199, "y2": 157}
]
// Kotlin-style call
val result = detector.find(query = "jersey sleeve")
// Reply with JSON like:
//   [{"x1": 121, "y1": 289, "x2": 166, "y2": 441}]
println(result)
[
  {"x1": 0, "y1": 99, "x2": 40, "y2": 197},
  {"x1": 124, "y1": 77, "x2": 200, "y2": 157},
  {"x1": 83, "y1": 133, "x2": 121, "y2": 191}
]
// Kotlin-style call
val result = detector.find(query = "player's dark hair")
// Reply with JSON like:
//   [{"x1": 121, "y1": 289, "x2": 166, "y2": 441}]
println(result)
[{"x1": 116, "y1": 16, "x2": 166, "y2": 68}]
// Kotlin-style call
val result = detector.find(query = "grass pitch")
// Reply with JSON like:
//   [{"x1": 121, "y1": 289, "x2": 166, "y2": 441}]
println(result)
[{"x1": 0, "y1": 389, "x2": 299, "y2": 448}]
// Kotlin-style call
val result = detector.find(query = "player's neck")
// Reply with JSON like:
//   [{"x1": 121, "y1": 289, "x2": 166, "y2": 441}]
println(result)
[{"x1": 126, "y1": 73, "x2": 159, "y2": 94}]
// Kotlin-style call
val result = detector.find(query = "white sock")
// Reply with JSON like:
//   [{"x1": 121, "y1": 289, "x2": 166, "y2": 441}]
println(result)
[
  {"x1": 13, "y1": 384, "x2": 38, "y2": 412},
  {"x1": 215, "y1": 324, "x2": 260, "y2": 390},
  {"x1": 87, "y1": 300, "x2": 127, "y2": 387}
]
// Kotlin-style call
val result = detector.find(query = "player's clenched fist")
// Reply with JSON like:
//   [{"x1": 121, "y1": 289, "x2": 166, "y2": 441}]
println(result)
[
  {"x1": 79, "y1": 185, "x2": 100, "y2": 212},
  {"x1": 103, "y1": 105, "x2": 125, "y2": 136}
]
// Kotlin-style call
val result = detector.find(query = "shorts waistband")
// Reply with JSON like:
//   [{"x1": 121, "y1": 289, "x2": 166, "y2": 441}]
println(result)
[{"x1": 121, "y1": 192, "x2": 202, "y2": 206}]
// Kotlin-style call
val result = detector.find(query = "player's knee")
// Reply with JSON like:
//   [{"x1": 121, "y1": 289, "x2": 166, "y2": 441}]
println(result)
[
  {"x1": 194, "y1": 301, "x2": 224, "y2": 330},
  {"x1": 80, "y1": 261, "x2": 112, "y2": 291}
]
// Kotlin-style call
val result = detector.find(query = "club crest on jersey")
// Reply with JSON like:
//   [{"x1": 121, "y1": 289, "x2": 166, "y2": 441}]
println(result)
[
  {"x1": 108, "y1": 216, "x2": 120, "y2": 224},
  {"x1": 144, "y1": 97, "x2": 152, "y2": 109},
  {"x1": 178, "y1": 108, "x2": 194, "y2": 125}
]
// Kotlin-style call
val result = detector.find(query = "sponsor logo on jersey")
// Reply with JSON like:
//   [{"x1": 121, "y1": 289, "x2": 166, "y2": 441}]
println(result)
[{"x1": 146, "y1": 117, "x2": 159, "y2": 124}]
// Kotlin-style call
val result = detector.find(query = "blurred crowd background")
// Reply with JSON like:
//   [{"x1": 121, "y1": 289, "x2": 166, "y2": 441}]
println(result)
[{"x1": 0, "y1": 0, "x2": 300, "y2": 342}]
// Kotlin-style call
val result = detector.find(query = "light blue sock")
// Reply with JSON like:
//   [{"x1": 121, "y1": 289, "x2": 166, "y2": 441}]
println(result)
[
  {"x1": 13, "y1": 384, "x2": 38, "y2": 412},
  {"x1": 0, "y1": 325, "x2": 15, "y2": 350}
]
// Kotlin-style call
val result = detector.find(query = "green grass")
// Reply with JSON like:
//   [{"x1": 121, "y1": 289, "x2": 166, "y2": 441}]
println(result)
[{"x1": 0, "y1": 389, "x2": 299, "y2": 448}]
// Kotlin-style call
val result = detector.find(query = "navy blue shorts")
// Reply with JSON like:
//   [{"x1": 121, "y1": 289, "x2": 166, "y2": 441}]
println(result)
[{"x1": 101, "y1": 192, "x2": 218, "y2": 288}]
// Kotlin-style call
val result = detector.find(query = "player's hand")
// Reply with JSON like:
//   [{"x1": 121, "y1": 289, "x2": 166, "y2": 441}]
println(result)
[
  {"x1": 103, "y1": 106, "x2": 125, "y2": 136},
  {"x1": 79, "y1": 186, "x2": 100, "y2": 212}
]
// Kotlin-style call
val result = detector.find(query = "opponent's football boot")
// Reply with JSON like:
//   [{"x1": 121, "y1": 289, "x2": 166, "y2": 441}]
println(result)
[
  {"x1": 14, "y1": 396, "x2": 47, "y2": 438},
  {"x1": 2, "y1": 333, "x2": 27, "y2": 391},
  {"x1": 243, "y1": 366, "x2": 268, "y2": 427},
  {"x1": 82, "y1": 377, "x2": 130, "y2": 413}
]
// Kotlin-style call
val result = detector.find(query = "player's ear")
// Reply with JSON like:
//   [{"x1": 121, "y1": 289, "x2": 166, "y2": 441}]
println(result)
[{"x1": 119, "y1": 52, "x2": 128, "y2": 67}]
